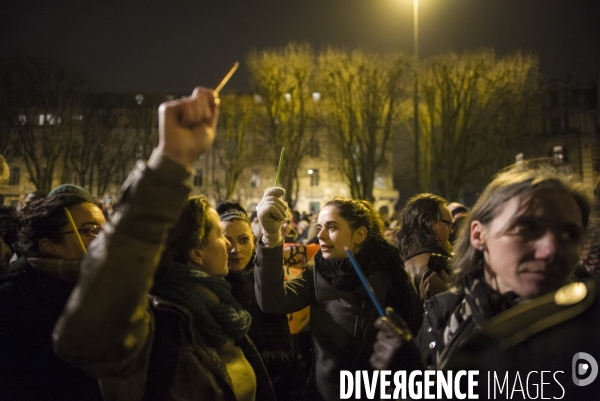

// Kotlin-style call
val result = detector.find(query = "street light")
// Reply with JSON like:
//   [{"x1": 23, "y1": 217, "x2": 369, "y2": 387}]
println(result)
[
  {"x1": 307, "y1": 169, "x2": 314, "y2": 212},
  {"x1": 412, "y1": 0, "x2": 420, "y2": 193}
]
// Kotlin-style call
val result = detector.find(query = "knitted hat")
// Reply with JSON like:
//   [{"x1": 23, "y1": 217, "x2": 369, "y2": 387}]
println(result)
[{"x1": 48, "y1": 184, "x2": 94, "y2": 203}]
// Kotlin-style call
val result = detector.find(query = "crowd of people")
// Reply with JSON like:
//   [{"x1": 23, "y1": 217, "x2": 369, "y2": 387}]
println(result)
[{"x1": 1, "y1": 85, "x2": 599, "y2": 400}]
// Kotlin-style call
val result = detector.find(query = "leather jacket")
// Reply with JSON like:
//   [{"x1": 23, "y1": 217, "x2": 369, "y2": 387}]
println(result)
[
  {"x1": 403, "y1": 251, "x2": 452, "y2": 302},
  {"x1": 415, "y1": 287, "x2": 464, "y2": 369}
]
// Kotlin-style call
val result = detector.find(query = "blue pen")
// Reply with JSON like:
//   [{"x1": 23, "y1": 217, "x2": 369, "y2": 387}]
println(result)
[{"x1": 344, "y1": 247, "x2": 386, "y2": 317}]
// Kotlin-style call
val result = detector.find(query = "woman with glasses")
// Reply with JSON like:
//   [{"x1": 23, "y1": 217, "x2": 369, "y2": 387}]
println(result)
[
  {"x1": 395, "y1": 193, "x2": 454, "y2": 302},
  {"x1": 0, "y1": 193, "x2": 105, "y2": 401}
]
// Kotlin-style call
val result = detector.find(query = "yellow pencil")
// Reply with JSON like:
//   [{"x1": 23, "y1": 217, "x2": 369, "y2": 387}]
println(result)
[
  {"x1": 213, "y1": 62, "x2": 239, "y2": 96},
  {"x1": 64, "y1": 207, "x2": 88, "y2": 255}
]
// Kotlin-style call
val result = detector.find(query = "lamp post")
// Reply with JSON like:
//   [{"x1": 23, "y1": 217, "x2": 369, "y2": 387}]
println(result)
[
  {"x1": 412, "y1": 0, "x2": 420, "y2": 193},
  {"x1": 307, "y1": 169, "x2": 314, "y2": 212}
]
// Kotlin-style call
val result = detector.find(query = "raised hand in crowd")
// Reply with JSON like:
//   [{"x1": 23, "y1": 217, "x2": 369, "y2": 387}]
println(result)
[
  {"x1": 256, "y1": 187, "x2": 287, "y2": 247},
  {"x1": 157, "y1": 87, "x2": 218, "y2": 167}
]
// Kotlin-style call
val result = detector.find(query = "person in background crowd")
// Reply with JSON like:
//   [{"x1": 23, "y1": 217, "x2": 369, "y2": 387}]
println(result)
[
  {"x1": 218, "y1": 201, "x2": 294, "y2": 400},
  {"x1": 378, "y1": 205, "x2": 391, "y2": 229},
  {"x1": 54, "y1": 87, "x2": 276, "y2": 400},
  {"x1": 47, "y1": 184, "x2": 95, "y2": 203},
  {"x1": 254, "y1": 191, "x2": 423, "y2": 401},
  {"x1": 371, "y1": 166, "x2": 590, "y2": 373},
  {"x1": 281, "y1": 209, "x2": 298, "y2": 243},
  {"x1": 396, "y1": 193, "x2": 454, "y2": 301},
  {"x1": 0, "y1": 205, "x2": 18, "y2": 274},
  {"x1": 448, "y1": 202, "x2": 469, "y2": 244},
  {"x1": 0, "y1": 194, "x2": 105, "y2": 401},
  {"x1": 21, "y1": 190, "x2": 48, "y2": 213}
]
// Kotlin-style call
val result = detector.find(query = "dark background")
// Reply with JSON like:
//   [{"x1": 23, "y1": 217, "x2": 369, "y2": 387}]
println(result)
[{"x1": 2, "y1": 0, "x2": 599, "y2": 93}]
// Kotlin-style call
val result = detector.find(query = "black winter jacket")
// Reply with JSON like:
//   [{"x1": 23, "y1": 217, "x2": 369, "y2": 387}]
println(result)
[
  {"x1": 0, "y1": 257, "x2": 103, "y2": 401},
  {"x1": 255, "y1": 240, "x2": 423, "y2": 401}
]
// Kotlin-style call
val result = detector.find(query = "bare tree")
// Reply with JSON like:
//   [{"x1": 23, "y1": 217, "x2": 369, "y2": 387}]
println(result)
[
  {"x1": 418, "y1": 50, "x2": 541, "y2": 199},
  {"x1": 247, "y1": 43, "x2": 318, "y2": 207},
  {"x1": 212, "y1": 94, "x2": 257, "y2": 202},
  {"x1": 64, "y1": 94, "x2": 135, "y2": 196},
  {"x1": 1, "y1": 58, "x2": 87, "y2": 192},
  {"x1": 317, "y1": 49, "x2": 411, "y2": 202}
]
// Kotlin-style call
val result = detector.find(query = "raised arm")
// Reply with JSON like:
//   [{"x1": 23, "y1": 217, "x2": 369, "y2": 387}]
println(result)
[
  {"x1": 254, "y1": 187, "x2": 311, "y2": 314},
  {"x1": 53, "y1": 88, "x2": 218, "y2": 378}
]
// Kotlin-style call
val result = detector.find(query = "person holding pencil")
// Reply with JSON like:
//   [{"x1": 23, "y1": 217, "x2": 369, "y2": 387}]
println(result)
[
  {"x1": 53, "y1": 82, "x2": 279, "y2": 400},
  {"x1": 254, "y1": 191, "x2": 423, "y2": 401},
  {"x1": 0, "y1": 193, "x2": 105, "y2": 401}
]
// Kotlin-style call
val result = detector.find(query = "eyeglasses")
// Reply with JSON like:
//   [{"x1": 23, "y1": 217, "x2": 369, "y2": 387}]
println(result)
[
  {"x1": 57, "y1": 225, "x2": 103, "y2": 238},
  {"x1": 439, "y1": 219, "x2": 454, "y2": 230}
]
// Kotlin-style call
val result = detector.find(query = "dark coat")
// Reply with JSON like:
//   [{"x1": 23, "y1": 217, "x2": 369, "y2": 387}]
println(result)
[
  {"x1": 447, "y1": 277, "x2": 600, "y2": 400},
  {"x1": 415, "y1": 287, "x2": 465, "y2": 369},
  {"x1": 0, "y1": 257, "x2": 103, "y2": 401},
  {"x1": 225, "y1": 264, "x2": 295, "y2": 379},
  {"x1": 146, "y1": 295, "x2": 277, "y2": 401},
  {"x1": 255, "y1": 240, "x2": 423, "y2": 401}
]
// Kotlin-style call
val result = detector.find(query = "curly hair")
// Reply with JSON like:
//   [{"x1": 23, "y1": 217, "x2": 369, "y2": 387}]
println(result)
[
  {"x1": 396, "y1": 193, "x2": 448, "y2": 258},
  {"x1": 452, "y1": 165, "x2": 590, "y2": 286},
  {"x1": 16, "y1": 194, "x2": 92, "y2": 257},
  {"x1": 324, "y1": 197, "x2": 385, "y2": 240},
  {"x1": 159, "y1": 196, "x2": 214, "y2": 268}
]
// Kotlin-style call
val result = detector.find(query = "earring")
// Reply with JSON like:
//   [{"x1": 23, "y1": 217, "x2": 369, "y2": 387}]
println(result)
[{"x1": 479, "y1": 246, "x2": 484, "y2": 251}]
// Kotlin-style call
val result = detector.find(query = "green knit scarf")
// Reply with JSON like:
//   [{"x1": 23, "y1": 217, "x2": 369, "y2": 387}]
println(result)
[{"x1": 151, "y1": 262, "x2": 252, "y2": 349}]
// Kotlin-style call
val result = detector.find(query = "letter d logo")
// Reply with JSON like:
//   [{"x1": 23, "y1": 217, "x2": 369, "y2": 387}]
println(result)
[{"x1": 572, "y1": 352, "x2": 598, "y2": 386}]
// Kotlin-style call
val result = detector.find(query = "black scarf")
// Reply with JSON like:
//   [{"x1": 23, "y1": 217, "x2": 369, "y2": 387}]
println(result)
[
  {"x1": 314, "y1": 236, "x2": 403, "y2": 291},
  {"x1": 151, "y1": 262, "x2": 252, "y2": 349}
]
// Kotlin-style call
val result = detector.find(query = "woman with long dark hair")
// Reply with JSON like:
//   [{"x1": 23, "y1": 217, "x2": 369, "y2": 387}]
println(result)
[{"x1": 255, "y1": 190, "x2": 423, "y2": 401}]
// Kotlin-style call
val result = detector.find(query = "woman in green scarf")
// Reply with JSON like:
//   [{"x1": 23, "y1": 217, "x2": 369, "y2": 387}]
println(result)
[{"x1": 150, "y1": 195, "x2": 276, "y2": 401}]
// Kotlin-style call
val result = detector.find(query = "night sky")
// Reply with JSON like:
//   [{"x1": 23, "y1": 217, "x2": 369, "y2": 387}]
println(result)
[{"x1": 2, "y1": 0, "x2": 599, "y2": 93}]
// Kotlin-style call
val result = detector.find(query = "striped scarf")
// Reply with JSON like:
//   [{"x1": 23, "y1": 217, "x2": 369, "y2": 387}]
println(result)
[{"x1": 442, "y1": 275, "x2": 524, "y2": 348}]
